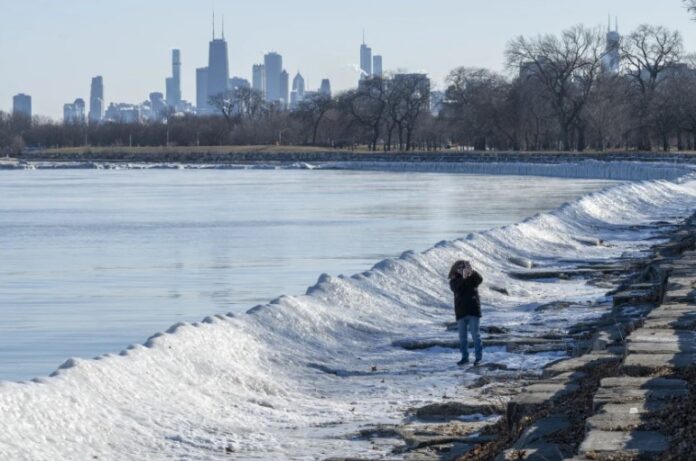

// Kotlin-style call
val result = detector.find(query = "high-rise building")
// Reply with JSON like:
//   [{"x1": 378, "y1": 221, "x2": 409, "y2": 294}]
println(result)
[
  {"x1": 319, "y1": 79, "x2": 332, "y2": 97},
  {"x1": 290, "y1": 72, "x2": 305, "y2": 109},
  {"x1": 252, "y1": 64, "x2": 266, "y2": 96},
  {"x1": 166, "y1": 49, "x2": 182, "y2": 107},
  {"x1": 207, "y1": 30, "x2": 230, "y2": 104},
  {"x1": 63, "y1": 98, "x2": 85, "y2": 124},
  {"x1": 12, "y1": 93, "x2": 32, "y2": 118},
  {"x1": 373, "y1": 55, "x2": 383, "y2": 77},
  {"x1": 89, "y1": 76, "x2": 103, "y2": 123},
  {"x1": 292, "y1": 72, "x2": 305, "y2": 96},
  {"x1": 196, "y1": 67, "x2": 209, "y2": 113},
  {"x1": 360, "y1": 42, "x2": 372, "y2": 79},
  {"x1": 602, "y1": 16, "x2": 621, "y2": 74},
  {"x1": 280, "y1": 70, "x2": 289, "y2": 107},
  {"x1": 264, "y1": 52, "x2": 283, "y2": 103}
]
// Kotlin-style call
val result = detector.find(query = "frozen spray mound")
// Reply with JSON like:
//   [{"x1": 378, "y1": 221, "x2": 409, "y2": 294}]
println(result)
[{"x1": 1, "y1": 170, "x2": 696, "y2": 459}]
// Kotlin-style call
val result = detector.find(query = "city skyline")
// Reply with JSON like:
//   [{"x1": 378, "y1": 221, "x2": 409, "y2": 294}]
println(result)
[{"x1": 2, "y1": 0, "x2": 696, "y2": 119}]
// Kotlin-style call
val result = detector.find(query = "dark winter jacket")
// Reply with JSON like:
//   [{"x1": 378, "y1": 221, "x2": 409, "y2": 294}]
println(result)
[{"x1": 449, "y1": 271, "x2": 483, "y2": 319}]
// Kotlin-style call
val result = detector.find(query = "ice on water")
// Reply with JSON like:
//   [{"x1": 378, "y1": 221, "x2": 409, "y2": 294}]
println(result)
[{"x1": 2, "y1": 164, "x2": 696, "y2": 459}]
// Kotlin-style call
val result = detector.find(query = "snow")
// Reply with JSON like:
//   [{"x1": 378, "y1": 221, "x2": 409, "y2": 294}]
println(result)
[{"x1": 2, "y1": 166, "x2": 696, "y2": 459}]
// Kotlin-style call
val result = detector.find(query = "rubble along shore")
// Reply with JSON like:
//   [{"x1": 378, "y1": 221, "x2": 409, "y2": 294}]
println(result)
[{"x1": 327, "y1": 213, "x2": 696, "y2": 461}]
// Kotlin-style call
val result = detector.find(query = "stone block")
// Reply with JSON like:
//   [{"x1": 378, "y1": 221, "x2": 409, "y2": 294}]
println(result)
[
  {"x1": 586, "y1": 412, "x2": 645, "y2": 431},
  {"x1": 593, "y1": 386, "x2": 687, "y2": 408},
  {"x1": 542, "y1": 352, "x2": 621, "y2": 378},
  {"x1": 623, "y1": 353, "x2": 696, "y2": 371},
  {"x1": 579, "y1": 430, "x2": 668, "y2": 459},
  {"x1": 628, "y1": 328, "x2": 696, "y2": 343},
  {"x1": 599, "y1": 376, "x2": 687, "y2": 389},
  {"x1": 628, "y1": 340, "x2": 696, "y2": 354}
]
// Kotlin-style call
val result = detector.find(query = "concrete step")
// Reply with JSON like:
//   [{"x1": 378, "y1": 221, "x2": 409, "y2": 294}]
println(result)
[
  {"x1": 623, "y1": 352, "x2": 696, "y2": 372},
  {"x1": 586, "y1": 411, "x2": 645, "y2": 431},
  {"x1": 628, "y1": 328, "x2": 696, "y2": 342},
  {"x1": 642, "y1": 316, "x2": 696, "y2": 330},
  {"x1": 599, "y1": 376, "x2": 687, "y2": 389},
  {"x1": 506, "y1": 380, "x2": 580, "y2": 427},
  {"x1": 593, "y1": 386, "x2": 688, "y2": 408},
  {"x1": 578, "y1": 430, "x2": 668, "y2": 459},
  {"x1": 542, "y1": 352, "x2": 621, "y2": 378},
  {"x1": 628, "y1": 340, "x2": 696, "y2": 353}
]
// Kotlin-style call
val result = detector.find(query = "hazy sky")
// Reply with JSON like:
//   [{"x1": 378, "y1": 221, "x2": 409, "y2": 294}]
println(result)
[{"x1": 2, "y1": 0, "x2": 695, "y2": 119}]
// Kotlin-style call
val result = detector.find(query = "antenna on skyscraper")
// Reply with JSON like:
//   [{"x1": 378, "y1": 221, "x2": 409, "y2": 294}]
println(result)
[
  {"x1": 222, "y1": 15, "x2": 225, "y2": 39},
  {"x1": 212, "y1": 11, "x2": 215, "y2": 39},
  {"x1": 615, "y1": 16, "x2": 619, "y2": 32},
  {"x1": 607, "y1": 13, "x2": 611, "y2": 33},
  {"x1": 362, "y1": 28, "x2": 365, "y2": 45}
]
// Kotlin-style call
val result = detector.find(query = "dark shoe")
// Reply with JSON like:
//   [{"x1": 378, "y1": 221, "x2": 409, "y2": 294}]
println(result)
[
  {"x1": 457, "y1": 359, "x2": 469, "y2": 366},
  {"x1": 473, "y1": 359, "x2": 481, "y2": 366}
]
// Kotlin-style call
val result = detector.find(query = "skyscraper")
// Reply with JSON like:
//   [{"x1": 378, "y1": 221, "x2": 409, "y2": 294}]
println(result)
[
  {"x1": 292, "y1": 72, "x2": 305, "y2": 96},
  {"x1": 207, "y1": 32, "x2": 230, "y2": 104},
  {"x1": 63, "y1": 98, "x2": 85, "y2": 124},
  {"x1": 252, "y1": 64, "x2": 266, "y2": 96},
  {"x1": 290, "y1": 72, "x2": 305, "y2": 109},
  {"x1": 602, "y1": 16, "x2": 620, "y2": 74},
  {"x1": 319, "y1": 79, "x2": 332, "y2": 97},
  {"x1": 166, "y1": 49, "x2": 182, "y2": 107},
  {"x1": 196, "y1": 67, "x2": 209, "y2": 113},
  {"x1": 280, "y1": 70, "x2": 289, "y2": 107},
  {"x1": 12, "y1": 93, "x2": 32, "y2": 118},
  {"x1": 360, "y1": 31, "x2": 372, "y2": 79},
  {"x1": 264, "y1": 52, "x2": 283, "y2": 103},
  {"x1": 89, "y1": 76, "x2": 103, "y2": 123},
  {"x1": 373, "y1": 55, "x2": 383, "y2": 77}
]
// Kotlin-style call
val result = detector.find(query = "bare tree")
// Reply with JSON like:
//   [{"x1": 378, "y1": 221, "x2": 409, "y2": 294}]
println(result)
[
  {"x1": 341, "y1": 78, "x2": 388, "y2": 151},
  {"x1": 621, "y1": 24, "x2": 683, "y2": 149},
  {"x1": 685, "y1": 0, "x2": 696, "y2": 19},
  {"x1": 506, "y1": 25, "x2": 605, "y2": 150},
  {"x1": 294, "y1": 93, "x2": 332, "y2": 145},
  {"x1": 391, "y1": 74, "x2": 430, "y2": 150},
  {"x1": 445, "y1": 67, "x2": 519, "y2": 150}
]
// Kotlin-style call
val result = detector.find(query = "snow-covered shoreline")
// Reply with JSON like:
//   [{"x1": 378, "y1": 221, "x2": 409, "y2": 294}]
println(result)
[{"x1": 2, "y1": 163, "x2": 696, "y2": 459}]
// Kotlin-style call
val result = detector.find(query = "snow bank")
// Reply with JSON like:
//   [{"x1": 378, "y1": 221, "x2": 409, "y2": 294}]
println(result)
[{"x1": 2, "y1": 169, "x2": 696, "y2": 459}]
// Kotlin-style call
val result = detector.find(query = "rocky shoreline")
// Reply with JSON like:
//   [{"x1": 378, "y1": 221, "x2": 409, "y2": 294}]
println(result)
[{"x1": 327, "y1": 213, "x2": 696, "y2": 461}]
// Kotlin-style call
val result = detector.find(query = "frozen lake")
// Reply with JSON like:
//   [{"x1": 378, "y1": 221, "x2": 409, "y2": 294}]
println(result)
[{"x1": 0, "y1": 169, "x2": 618, "y2": 380}]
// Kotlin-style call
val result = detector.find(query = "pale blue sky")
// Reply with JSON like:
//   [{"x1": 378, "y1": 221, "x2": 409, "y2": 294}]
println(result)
[{"x1": 1, "y1": 0, "x2": 695, "y2": 119}]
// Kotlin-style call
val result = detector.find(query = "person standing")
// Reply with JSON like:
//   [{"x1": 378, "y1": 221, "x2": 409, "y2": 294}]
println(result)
[{"x1": 448, "y1": 260, "x2": 483, "y2": 366}]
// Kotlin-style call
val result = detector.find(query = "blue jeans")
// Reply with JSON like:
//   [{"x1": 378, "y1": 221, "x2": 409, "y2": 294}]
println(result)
[{"x1": 457, "y1": 316, "x2": 482, "y2": 362}]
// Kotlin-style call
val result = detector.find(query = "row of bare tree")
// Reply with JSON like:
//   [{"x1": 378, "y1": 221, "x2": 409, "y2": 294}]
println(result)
[{"x1": 2, "y1": 22, "x2": 696, "y2": 153}]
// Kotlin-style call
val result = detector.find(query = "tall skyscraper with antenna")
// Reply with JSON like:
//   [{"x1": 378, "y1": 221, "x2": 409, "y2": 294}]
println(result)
[
  {"x1": 206, "y1": 13, "x2": 230, "y2": 107},
  {"x1": 360, "y1": 30, "x2": 372, "y2": 79},
  {"x1": 602, "y1": 15, "x2": 620, "y2": 74}
]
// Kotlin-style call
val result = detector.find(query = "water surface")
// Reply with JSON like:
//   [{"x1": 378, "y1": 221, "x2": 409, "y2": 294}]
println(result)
[{"x1": 0, "y1": 169, "x2": 617, "y2": 380}]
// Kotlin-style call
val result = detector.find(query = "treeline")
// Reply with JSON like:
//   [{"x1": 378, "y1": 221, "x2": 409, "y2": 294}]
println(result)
[{"x1": 3, "y1": 23, "x2": 696, "y2": 154}]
